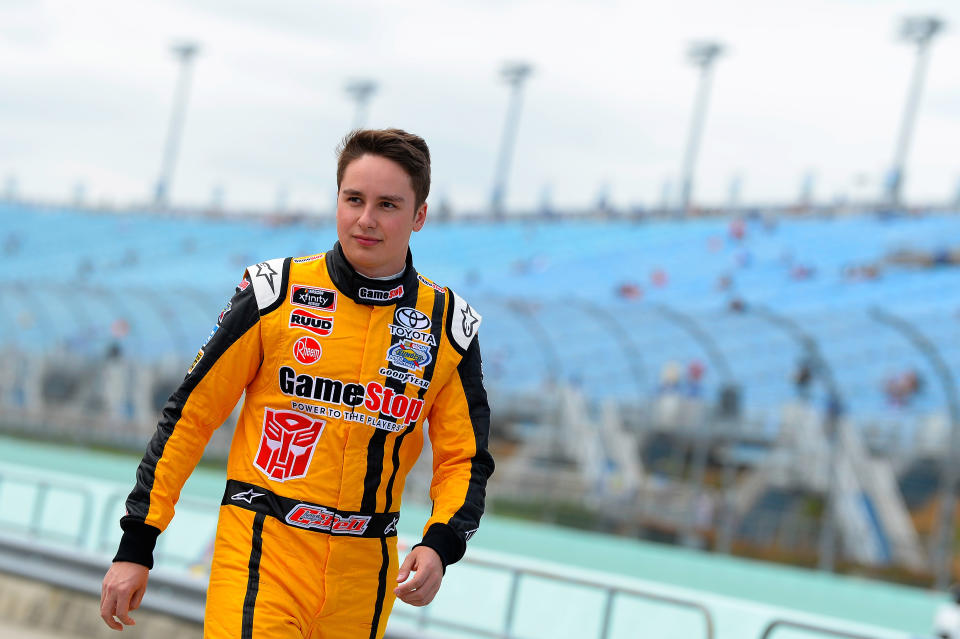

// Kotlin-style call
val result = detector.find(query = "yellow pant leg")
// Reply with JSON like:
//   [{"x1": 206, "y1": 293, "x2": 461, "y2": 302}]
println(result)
[{"x1": 307, "y1": 537, "x2": 398, "y2": 639}]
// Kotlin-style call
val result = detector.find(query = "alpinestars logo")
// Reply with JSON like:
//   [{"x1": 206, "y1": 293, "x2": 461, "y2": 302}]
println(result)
[
  {"x1": 231, "y1": 489, "x2": 265, "y2": 504},
  {"x1": 461, "y1": 304, "x2": 479, "y2": 337},
  {"x1": 255, "y1": 262, "x2": 279, "y2": 293}
]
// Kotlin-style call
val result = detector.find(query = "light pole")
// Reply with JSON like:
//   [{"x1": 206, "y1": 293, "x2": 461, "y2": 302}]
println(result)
[
  {"x1": 345, "y1": 79, "x2": 378, "y2": 131},
  {"x1": 154, "y1": 42, "x2": 200, "y2": 209},
  {"x1": 490, "y1": 62, "x2": 533, "y2": 217},
  {"x1": 886, "y1": 16, "x2": 945, "y2": 207},
  {"x1": 679, "y1": 41, "x2": 724, "y2": 215}
]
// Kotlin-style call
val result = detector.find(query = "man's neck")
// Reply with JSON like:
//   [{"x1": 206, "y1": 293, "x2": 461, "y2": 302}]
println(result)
[{"x1": 362, "y1": 266, "x2": 406, "y2": 281}]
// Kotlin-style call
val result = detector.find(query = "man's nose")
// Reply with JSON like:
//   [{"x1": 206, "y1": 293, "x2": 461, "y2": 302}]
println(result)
[{"x1": 357, "y1": 204, "x2": 377, "y2": 228}]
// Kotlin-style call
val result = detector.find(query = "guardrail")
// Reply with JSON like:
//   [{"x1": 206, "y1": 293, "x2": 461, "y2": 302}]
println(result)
[
  {"x1": 392, "y1": 551, "x2": 716, "y2": 639},
  {"x1": 0, "y1": 467, "x2": 922, "y2": 639},
  {"x1": 758, "y1": 619, "x2": 890, "y2": 639},
  {"x1": 0, "y1": 468, "x2": 95, "y2": 547}
]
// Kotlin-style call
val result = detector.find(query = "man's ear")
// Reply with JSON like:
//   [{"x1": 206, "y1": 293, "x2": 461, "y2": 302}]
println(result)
[{"x1": 413, "y1": 203, "x2": 427, "y2": 232}]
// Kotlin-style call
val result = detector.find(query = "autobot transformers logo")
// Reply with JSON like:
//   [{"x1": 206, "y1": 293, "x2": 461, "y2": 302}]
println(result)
[
  {"x1": 254, "y1": 408, "x2": 325, "y2": 482},
  {"x1": 285, "y1": 504, "x2": 371, "y2": 535},
  {"x1": 293, "y1": 336, "x2": 322, "y2": 365}
]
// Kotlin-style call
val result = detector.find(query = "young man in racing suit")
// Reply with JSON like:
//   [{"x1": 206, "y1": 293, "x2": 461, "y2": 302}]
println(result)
[{"x1": 100, "y1": 129, "x2": 494, "y2": 638}]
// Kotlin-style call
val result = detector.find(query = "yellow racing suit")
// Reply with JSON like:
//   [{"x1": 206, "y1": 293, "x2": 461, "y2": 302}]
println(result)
[{"x1": 113, "y1": 243, "x2": 494, "y2": 638}]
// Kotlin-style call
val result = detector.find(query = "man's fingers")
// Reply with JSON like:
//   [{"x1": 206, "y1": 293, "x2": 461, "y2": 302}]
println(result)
[
  {"x1": 131, "y1": 587, "x2": 145, "y2": 610},
  {"x1": 396, "y1": 553, "x2": 416, "y2": 582},
  {"x1": 394, "y1": 570, "x2": 424, "y2": 595},
  {"x1": 99, "y1": 597, "x2": 123, "y2": 631}
]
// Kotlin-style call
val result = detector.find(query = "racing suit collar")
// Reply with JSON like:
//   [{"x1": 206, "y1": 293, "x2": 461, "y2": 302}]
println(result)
[{"x1": 326, "y1": 241, "x2": 418, "y2": 306}]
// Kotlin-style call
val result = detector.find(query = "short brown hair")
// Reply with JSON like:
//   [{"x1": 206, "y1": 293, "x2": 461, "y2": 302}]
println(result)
[{"x1": 336, "y1": 128, "x2": 431, "y2": 209}]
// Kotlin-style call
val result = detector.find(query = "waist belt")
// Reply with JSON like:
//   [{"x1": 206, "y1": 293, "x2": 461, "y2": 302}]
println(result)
[{"x1": 222, "y1": 479, "x2": 399, "y2": 538}]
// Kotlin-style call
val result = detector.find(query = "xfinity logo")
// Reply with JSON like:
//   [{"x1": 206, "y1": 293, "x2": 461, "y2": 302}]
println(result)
[{"x1": 291, "y1": 285, "x2": 337, "y2": 311}]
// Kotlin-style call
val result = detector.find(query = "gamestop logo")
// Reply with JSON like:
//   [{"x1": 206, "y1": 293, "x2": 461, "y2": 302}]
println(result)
[
  {"x1": 278, "y1": 366, "x2": 424, "y2": 426},
  {"x1": 291, "y1": 285, "x2": 337, "y2": 311},
  {"x1": 358, "y1": 285, "x2": 403, "y2": 303},
  {"x1": 293, "y1": 336, "x2": 322, "y2": 365},
  {"x1": 285, "y1": 505, "x2": 371, "y2": 535},
  {"x1": 290, "y1": 309, "x2": 333, "y2": 337}
]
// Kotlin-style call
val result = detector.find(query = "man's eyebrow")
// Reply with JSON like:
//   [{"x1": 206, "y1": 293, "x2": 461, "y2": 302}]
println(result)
[{"x1": 342, "y1": 189, "x2": 405, "y2": 203}]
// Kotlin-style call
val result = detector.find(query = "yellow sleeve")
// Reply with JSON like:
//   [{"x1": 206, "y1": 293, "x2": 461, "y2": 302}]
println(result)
[
  {"x1": 114, "y1": 275, "x2": 262, "y2": 568},
  {"x1": 417, "y1": 335, "x2": 494, "y2": 568}
]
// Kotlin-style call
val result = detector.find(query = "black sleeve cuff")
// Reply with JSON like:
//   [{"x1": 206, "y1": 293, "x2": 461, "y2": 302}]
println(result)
[
  {"x1": 113, "y1": 518, "x2": 161, "y2": 569},
  {"x1": 413, "y1": 523, "x2": 466, "y2": 572}
]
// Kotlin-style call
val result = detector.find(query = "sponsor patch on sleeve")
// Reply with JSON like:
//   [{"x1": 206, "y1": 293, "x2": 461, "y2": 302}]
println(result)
[
  {"x1": 187, "y1": 349, "x2": 204, "y2": 374},
  {"x1": 449, "y1": 289, "x2": 481, "y2": 352}
]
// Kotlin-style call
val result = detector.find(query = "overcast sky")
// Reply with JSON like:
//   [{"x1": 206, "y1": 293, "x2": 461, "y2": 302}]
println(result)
[{"x1": 1, "y1": 0, "x2": 958, "y2": 214}]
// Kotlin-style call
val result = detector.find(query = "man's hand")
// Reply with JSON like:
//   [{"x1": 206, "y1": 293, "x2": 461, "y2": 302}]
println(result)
[
  {"x1": 394, "y1": 546, "x2": 443, "y2": 606},
  {"x1": 100, "y1": 561, "x2": 149, "y2": 631}
]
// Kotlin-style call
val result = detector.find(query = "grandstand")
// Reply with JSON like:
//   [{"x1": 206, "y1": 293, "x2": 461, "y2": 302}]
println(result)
[{"x1": 2, "y1": 201, "x2": 959, "y2": 637}]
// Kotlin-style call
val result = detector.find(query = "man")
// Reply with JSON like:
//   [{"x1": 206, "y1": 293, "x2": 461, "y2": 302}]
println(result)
[{"x1": 100, "y1": 128, "x2": 494, "y2": 638}]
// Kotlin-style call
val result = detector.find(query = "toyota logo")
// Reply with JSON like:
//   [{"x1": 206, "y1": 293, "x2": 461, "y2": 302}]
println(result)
[{"x1": 395, "y1": 307, "x2": 431, "y2": 330}]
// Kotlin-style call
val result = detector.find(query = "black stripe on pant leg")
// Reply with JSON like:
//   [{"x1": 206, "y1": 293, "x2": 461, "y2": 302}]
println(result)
[
  {"x1": 242, "y1": 513, "x2": 266, "y2": 639},
  {"x1": 368, "y1": 537, "x2": 390, "y2": 639}
]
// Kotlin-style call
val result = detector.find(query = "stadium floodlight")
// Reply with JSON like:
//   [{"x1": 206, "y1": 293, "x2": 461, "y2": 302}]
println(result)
[
  {"x1": 490, "y1": 62, "x2": 533, "y2": 217},
  {"x1": 153, "y1": 41, "x2": 201, "y2": 209},
  {"x1": 345, "y1": 79, "x2": 378, "y2": 131},
  {"x1": 886, "y1": 15, "x2": 945, "y2": 207},
  {"x1": 679, "y1": 41, "x2": 724, "y2": 216}
]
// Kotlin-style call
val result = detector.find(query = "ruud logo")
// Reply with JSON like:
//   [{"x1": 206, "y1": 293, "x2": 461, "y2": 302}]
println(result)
[
  {"x1": 394, "y1": 307, "x2": 431, "y2": 330},
  {"x1": 291, "y1": 285, "x2": 337, "y2": 311},
  {"x1": 290, "y1": 309, "x2": 333, "y2": 337}
]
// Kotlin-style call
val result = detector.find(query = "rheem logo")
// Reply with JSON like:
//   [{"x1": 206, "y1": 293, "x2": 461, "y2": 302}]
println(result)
[{"x1": 293, "y1": 336, "x2": 322, "y2": 365}]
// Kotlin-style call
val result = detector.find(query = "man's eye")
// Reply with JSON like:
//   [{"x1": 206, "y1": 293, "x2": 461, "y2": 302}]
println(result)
[
  {"x1": 381, "y1": 201, "x2": 396, "y2": 209},
  {"x1": 347, "y1": 196, "x2": 361, "y2": 204}
]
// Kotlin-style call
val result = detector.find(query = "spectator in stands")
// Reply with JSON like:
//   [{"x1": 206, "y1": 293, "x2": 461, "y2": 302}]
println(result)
[
  {"x1": 657, "y1": 361, "x2": 683, "y2": 395},
  {"x1": 793, "y1": 359, "x2": 813, "y2": 400},
  {"x1": 886, "y1": 246, "x2": 960, "y2": 269},
  {"x1": 616, "y1": 281, "x2": 643, "y2": 300},
  {"x1": 684, "y1": 360, "x2": 705, "y2": 398},
  {"x1": 883, "y1": 369, "x2": 924, "y2": 407},
  {"x1": 728, "y1": 217, "x2": 746, "y2": 241},
  {"x1": 934, "y1": 585, "x2": 960, "y2": 639},
  {"x1": 789, "y1": 263, "x2": 816, "y2": 281}
]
